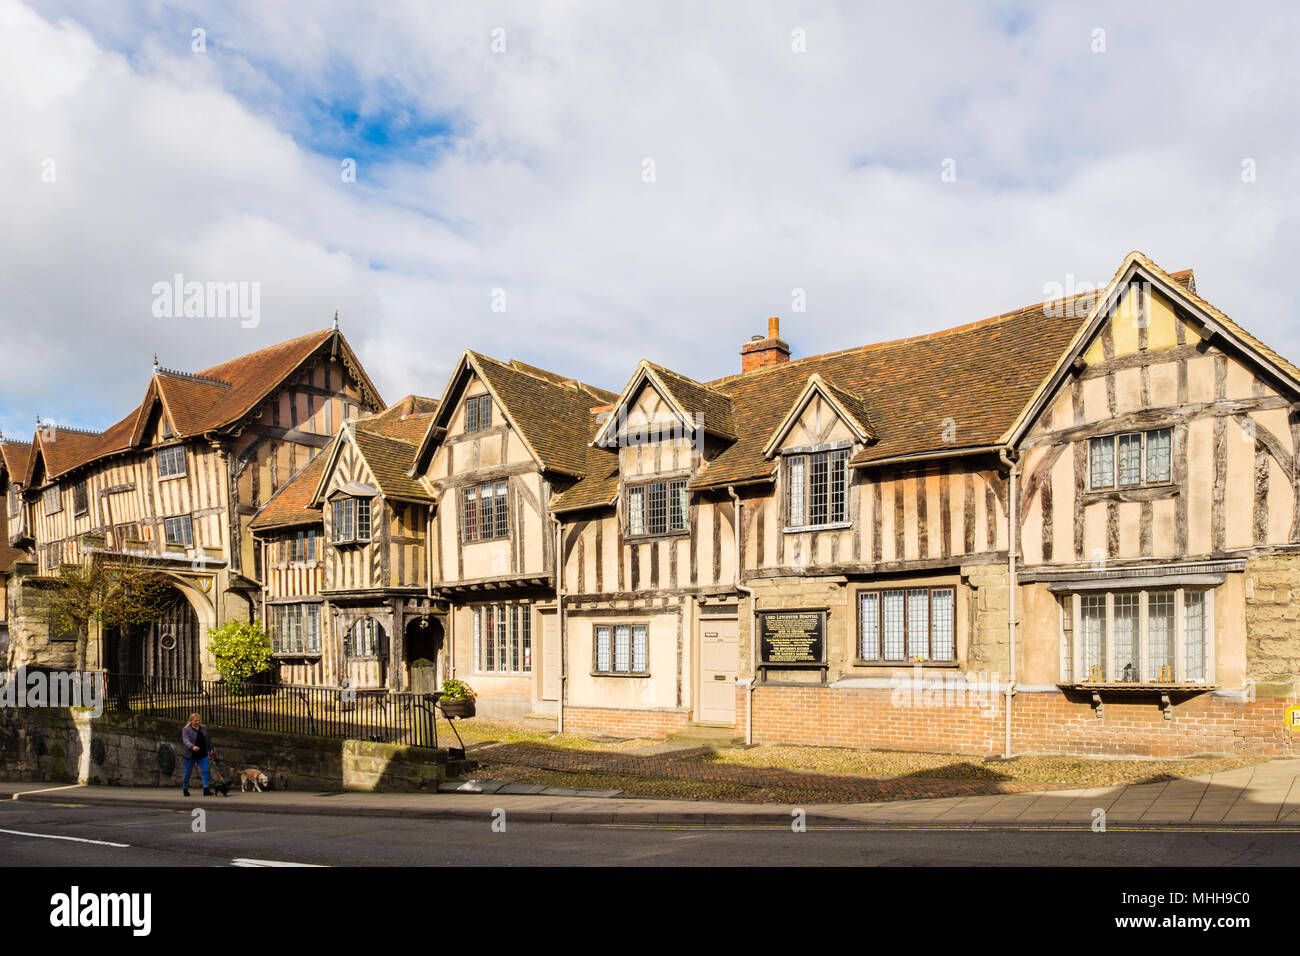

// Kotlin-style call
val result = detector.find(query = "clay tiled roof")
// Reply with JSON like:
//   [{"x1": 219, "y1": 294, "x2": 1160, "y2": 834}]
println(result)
[
  {"x1": 350, "y1": 425, "x2": 432, "y2": 502},
  {"x1": 550, "y1": 411, "x2": 622, "y2": 513},
  {"x1": 359, "y1": 396, "x2": 439, "y2": 445},
  {"x1": 249, "y1": 450, "x2": 329, "y2": 531},
  {"x1": 0, "y1": 440, "x2": 32, "y2": 484},
  {"x1": 465, "y1": 352, "x2": 617, "y2": 478},
  {"x1": 23, "y1": 329, "x2": 382, "y2": 484},
  {"x1": 551, "y1": 264, "x2": 1210, "y2": 507}
]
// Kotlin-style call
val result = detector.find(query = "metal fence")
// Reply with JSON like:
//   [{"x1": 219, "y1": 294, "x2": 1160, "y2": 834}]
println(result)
[{"x1": 108, "y1": 674, "x2": 450, "y2": 749}]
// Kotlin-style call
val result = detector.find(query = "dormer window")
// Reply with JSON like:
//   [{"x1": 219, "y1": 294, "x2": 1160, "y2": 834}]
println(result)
[
  {"x1": 465, "y1": 394, "x2": 492, "y2": 433},
  {"x1": 626, "y1": 478, "x2": 688, "y2": 536},
  {"x1": 331, "y1": 497, "x2": 372, "y2": 545},
  {"x1": 785, "y1": 447, "x2": 849, "y2": 529}
]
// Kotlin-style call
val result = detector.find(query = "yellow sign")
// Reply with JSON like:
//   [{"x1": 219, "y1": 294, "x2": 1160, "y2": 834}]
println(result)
[
  {"x1": 197, "y1": 577, "x2": 213, "y2": 594},
  {"x1": 1287, "y1": 706, "x2": 1300, "y2": 732}
]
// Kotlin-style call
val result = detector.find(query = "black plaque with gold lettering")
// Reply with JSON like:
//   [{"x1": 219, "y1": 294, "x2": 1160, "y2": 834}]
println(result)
[{"x1": 758, "y1": 610, "x2": 826, "y2": 666}]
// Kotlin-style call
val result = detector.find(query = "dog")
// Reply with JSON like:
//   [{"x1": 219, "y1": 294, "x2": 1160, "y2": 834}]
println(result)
[{"x1": 239, "y1": 768, "x2": 270, "y2": 793}]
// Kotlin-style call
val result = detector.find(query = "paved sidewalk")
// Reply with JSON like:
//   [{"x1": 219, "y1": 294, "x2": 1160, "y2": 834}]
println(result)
[{"x1": 5, "y1": 759, "x2": 1300, "y2": 827}]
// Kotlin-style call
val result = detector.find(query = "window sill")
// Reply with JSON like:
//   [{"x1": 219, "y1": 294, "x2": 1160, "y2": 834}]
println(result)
[
  {"x1": 590, "y1": 671, "x2": 651, "y2": 678},
  {"x1": 783, "y1": 521, "x2": 851, "y2": 534},
  {"x1": 1082, "y1": 483, "x2": 1177, "y2": 502},
  {"x1": 853, "y1": 660, "x2": 961, "y2": 668},
  {"x1": 158, "y1": 473, "x2": 187, "y2": 482},
  {"x1": 472, "y1": 670, "x2": 532, "y2": 676},
  {"x1": 462, "y1": 536, "x2": 510, "y2": 545},
  {"x1": 330, "y1": 538, "x2": 372, "y2": 547},
  {"x1": 273, "y1": 653, "x2": 322, "y2": 660},
  {"x1": 623, "y1": 531, "x2": 689, "y2": 543},
  {"x1": 1061, "y1": 681, "x2": 1216, "y2": 692}
]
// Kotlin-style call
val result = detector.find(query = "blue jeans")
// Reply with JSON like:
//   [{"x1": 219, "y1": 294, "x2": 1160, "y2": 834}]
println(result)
[{"x1": 183, "y1": 755, "x2": 210, "y2": 789}]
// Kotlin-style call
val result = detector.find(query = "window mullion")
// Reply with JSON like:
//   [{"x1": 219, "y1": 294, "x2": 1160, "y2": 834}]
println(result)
[
  {"x1": 1105, "y1": 592, "x2": 1114, "y2": 682},
  {"x1": 1174, "y1": 588, "x2": 1186, "y2": 684},
  {"x1": 1139, "y1": 591, "x2": 1150, "y2": 683}
]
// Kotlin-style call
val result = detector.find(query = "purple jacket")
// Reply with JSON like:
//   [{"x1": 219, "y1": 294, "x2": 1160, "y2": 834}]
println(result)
[{"x1": 181, "y1": 724, "x2": 212, "y2": 758}]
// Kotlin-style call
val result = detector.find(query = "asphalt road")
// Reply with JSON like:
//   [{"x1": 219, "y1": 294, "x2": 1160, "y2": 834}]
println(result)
[{"x1": 2, "y1": 800, "x2": 1299, "y2": 867}]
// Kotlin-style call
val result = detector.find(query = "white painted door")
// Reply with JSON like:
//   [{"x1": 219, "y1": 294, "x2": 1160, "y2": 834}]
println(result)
[
  {"x1": 699, "y1": 621, "x2": 739, "y2": 724},
  {"x1": 540, "y1": 613, "x2": 561, "y2": 701}
]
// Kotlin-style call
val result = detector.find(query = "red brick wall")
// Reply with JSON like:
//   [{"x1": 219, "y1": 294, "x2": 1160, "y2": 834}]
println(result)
[
  {"x1": 561, "y1": 706, "x2": 691, "y2": 737},
  {"x1": 735, "y1": 684, "x2": 1299, "y2": 757}
]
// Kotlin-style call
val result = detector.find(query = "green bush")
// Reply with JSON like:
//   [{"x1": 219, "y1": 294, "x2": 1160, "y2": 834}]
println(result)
[{"x1": 208, "y1": 620, "x2": 274, "y2": 690}]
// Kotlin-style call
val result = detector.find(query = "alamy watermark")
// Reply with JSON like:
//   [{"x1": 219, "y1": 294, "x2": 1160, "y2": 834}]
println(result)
[
  {"x1": 151, "y1": 274, "x2": 260, "y2": 328},
  {"x1": 1, "y1": 667, "x2": 105, "y2": 717},
  {"x1": 890, "y1": 663, "x2": 1002, "y2": 716}
]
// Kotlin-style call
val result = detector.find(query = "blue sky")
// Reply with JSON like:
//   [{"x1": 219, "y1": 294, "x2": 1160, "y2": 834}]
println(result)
[{"x1": 3, "y1": 0, "x2": 1300, "y2": 440}]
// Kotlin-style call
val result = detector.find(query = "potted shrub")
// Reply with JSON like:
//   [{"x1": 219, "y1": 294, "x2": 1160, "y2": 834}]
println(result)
[{"x1": 439, "y1": 678, "x2": 476, "y2": 718}]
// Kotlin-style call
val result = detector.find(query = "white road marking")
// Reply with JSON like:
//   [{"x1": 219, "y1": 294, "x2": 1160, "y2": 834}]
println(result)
[
  {"x1": 11, "y1": 784, "x2": 86, "y2": 799},
  {"x1": 0, "y1": 826, "x2": 130, "y2": 847},
  {"x1": 231, "y1": 858, "x2": 325, "y2": 867}
]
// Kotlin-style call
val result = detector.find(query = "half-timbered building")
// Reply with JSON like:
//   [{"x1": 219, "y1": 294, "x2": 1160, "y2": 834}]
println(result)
[{"x1": 3, "y1": 326, "x2": 384, "y2": 680}]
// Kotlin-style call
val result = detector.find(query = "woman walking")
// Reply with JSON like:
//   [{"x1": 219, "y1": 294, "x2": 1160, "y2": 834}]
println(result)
[{"x1": 181, "y1": 713, "x2": 214, "y2": 796}]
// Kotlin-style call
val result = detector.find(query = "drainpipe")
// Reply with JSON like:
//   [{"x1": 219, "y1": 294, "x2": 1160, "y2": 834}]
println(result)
[
  {"x1": 728, "y1": 486, "x2": 758, "y2": 745},
  {"x1": 998, "y1": 447, "x2": 1019, "y2": 759},
  {"x1": 555, "y1": 520, "x2": 565, "y2": 734}
]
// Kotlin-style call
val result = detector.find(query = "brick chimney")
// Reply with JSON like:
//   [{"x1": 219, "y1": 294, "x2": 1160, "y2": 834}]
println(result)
[{"x1": 740, "y1": 316, "x2": 791, "y2": 373}]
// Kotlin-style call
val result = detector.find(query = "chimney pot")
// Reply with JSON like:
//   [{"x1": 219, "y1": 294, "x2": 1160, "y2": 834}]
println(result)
[
  {"x1": 750, "y1": 335, "x2": 763, "y2": 342},
  {"x1": 768, "y1": 316, "x2": 780, "y2": 338}
]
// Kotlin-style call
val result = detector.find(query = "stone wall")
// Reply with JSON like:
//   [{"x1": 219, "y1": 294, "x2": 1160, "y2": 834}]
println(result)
[
  {"x1": 1245, "y1": 552, "x2": 1300, "y2": 681},
  {"x1": 4, "y1": 564, "x2": 79, "y2": 672},
  {"x1": 0, "y1": 708, "x2": 449, "y2": 792}
]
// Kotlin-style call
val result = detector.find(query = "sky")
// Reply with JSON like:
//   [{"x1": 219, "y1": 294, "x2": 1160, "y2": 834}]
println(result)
[{"x1": 3, "y1": 0, "x2": 1299, "y2": 440}]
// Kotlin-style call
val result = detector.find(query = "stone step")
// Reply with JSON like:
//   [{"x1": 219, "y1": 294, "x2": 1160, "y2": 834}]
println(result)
[{"x1": 665, "y1": 723, "x2": 743, "y2": 748}]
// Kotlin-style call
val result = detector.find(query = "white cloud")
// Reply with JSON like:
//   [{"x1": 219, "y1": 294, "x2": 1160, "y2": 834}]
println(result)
[{"x1": 3, "y1": 0, "x2": 1300, "y2": 442}]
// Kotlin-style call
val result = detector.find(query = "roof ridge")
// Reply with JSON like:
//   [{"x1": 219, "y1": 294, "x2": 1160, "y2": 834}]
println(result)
[
  {"x1": 196, "y1": 327, "x2": 332, "y2": 377},
  {"x1": 43, "y1": 424, "x2": 104, "y2": 438},
  {"x1": 476, "y1": 350, "x2": 614, "y2": 398},
  {"x1": 707, "y1": 289, "x2": 1099, "y2": 388},
  {"x1": 157, "y1": 367, "x2": 233, "y2": 389}
]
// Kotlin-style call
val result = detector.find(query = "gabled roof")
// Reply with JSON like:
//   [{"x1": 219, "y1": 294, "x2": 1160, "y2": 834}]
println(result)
[
  {"x1": 412, "y1": 351, "x2": 616, "y2": 479},
  {"x1": 0, "y1": 439, "x2": 32, "y2": 486},
  {"x1": 761, "y1": 373, "x2": 875, "y2": 458},
  {"x1": 23, "y1": 427, "x2": 108, "y2": 488},
  {"x1": 20, "y1": 329, "x2": 384, "y2": 485},
  {"x1": 248, "y1": 450, "x2": 329, "y2": 531},
  {"x1": 1002, "y1": 254, "x2": 1300, "y2": 447},
  {"x1": 592, "y1": 361, "x2": 737, "y2": 447},
  {"x1": 359, "y1": 395, "x2": 440, "y2": 444}
]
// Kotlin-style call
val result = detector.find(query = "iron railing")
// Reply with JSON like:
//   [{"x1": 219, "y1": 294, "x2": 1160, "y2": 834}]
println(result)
[{"x1": 107, "y1": 674, "x2": 446, "y2": 748}]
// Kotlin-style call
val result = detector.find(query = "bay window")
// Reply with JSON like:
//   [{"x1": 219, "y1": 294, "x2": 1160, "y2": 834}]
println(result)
[
  {"x1": 331, "y1": 497, "x2": 371, "y2": 544},
  {"x1": 1062, "y1": 588, "x2": 1211, "y2": 684}
]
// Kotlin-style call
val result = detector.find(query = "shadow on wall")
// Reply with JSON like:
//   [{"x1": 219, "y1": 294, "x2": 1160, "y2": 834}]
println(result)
[{"x1": 0, "y1": 709, "x2": 456, "y2": 793}]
